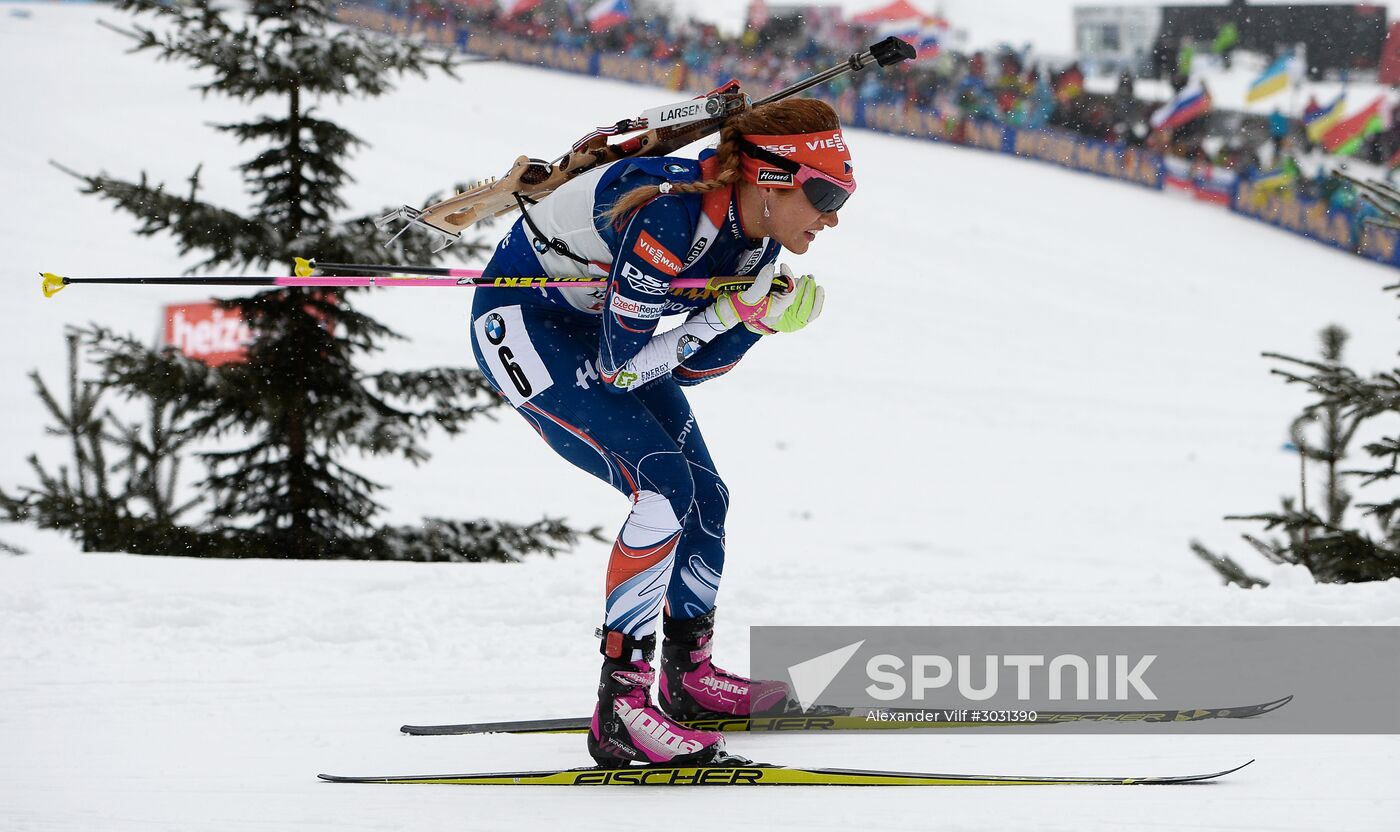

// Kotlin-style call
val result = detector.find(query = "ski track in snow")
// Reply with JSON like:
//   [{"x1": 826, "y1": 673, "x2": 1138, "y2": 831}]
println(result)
[{"x1": 2, "y1": 4, "x2": 1399, "y2": 830}]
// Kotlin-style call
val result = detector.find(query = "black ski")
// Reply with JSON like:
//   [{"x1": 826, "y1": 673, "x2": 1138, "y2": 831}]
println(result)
[
  {"x1": 318, "y1": 759, "x2": 1253, "y2": 787},
  {"x1": 400, "y1": 695, "x2": 1292, "y2": 736}
]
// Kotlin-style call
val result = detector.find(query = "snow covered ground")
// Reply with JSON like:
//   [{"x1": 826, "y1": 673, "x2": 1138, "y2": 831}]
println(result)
[{"x1": 2, "y1": 3, "x2": 1399, "y2": 830}]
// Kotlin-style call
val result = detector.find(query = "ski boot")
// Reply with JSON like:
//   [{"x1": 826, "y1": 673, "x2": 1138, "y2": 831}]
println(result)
[
  {"x1": 588, "y1": 629, "x2": 727, "y2": 768},
  {"x1": 659, "y1": 609, "x2": 793, "y2": 721}
]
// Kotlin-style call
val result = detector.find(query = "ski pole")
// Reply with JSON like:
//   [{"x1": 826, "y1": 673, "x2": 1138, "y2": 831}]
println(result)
[
  {"x1": 40, "y1": 268, "x2": 779, "y2": 298},
  {"x1": 302, "y1": 258, "x2": 487, "y2": 278}
]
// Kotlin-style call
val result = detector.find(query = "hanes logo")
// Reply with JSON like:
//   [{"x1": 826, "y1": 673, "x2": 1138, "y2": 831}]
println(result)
[{"x1": 756, "y1": 168, "x2": 794, "y2": 185}]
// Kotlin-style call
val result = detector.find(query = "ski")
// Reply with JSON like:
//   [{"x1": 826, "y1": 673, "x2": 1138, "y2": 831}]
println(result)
[
  {"x1": 400, "y1": 694, "x2": 1292, "y2": 736},
  {"x1": 318, "y1": 759, "x2": 1253, "y2": 787}
]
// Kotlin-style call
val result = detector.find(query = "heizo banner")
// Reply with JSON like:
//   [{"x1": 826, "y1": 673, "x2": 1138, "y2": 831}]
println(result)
[
  {"x1": 162, "y1": 298, "x2": 338, "y2": 366},
  {"x1": 163, "y1": 301, "x2": 253, "y2": 366}
]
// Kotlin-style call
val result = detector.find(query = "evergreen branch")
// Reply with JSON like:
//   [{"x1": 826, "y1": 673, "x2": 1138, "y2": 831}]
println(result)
[
  {"x1": 1189, "y1": 539, "x2": 1269, "y2": 587},
  {"x1": 112, "y1": 0, "x2": 456, "y2": 102},
  {"x1": 1240, "y1": 534, "x2": 1289, "y2": 566},
  {"x1": 215, "y1": 114, "x2": 366, "y2": 223},
  {"x1": 95, "y1": 18, "x2": 142, "y2": 43},
  {"x1": 1356, "y1": 497, "x2": 1400, "y2": 519},
  {"x1": 1263, "y1": 352, "x2": 1398, "y2": 418},
  {"x1": 51, "y1": 162, "x2": 282, "y2": 272},
  {"x1": 24, "y1": 0, "x2": 586, "y2": 563},
  {"x1": 365, "y1": 516, "x2": 605, "y2": 563},
  {"x1": 366, "y1": 367, "x2": 505, "y2": 435},
  {"x1": 79, "y1": 325, "x2": 222, "y2": 407}
]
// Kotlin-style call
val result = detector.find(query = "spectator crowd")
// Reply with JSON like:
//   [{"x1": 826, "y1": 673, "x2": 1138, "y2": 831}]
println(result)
[{"x1": 375, "y1": 0, "x2": 1400, "y2": 215}]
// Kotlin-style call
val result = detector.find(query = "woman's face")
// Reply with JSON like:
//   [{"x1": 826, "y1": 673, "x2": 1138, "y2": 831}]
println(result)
[{"x1": 754, "y1": 186, "x2": 840, "y2": 255}]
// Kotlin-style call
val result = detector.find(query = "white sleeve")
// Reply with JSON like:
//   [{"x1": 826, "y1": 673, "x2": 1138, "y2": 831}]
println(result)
[{"x1": 606, "y1": 305, "x2": 735, "y2": 391}]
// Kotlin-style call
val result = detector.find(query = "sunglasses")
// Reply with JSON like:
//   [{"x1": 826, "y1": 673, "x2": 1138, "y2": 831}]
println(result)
[{"x1": 738, "y1": 139, "x2": 856, "y2": 214}]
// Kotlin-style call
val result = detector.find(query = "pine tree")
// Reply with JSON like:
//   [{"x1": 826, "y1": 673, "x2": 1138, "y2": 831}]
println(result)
[
  {"x1": 1194, "y1": 323, "x2": 1400, "y2": 584},
  {"x1": 13, "y1": 0, "x2": 600, "y2": 560},
  {"x1": 0, "y1": 332, "x2": 203, "y2": 555}
]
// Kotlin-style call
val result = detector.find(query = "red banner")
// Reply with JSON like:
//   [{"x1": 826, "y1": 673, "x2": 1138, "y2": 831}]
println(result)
[
  {"x1": 163, "y1": 297, "x2": 339, "y2": 366},
  {"x1": 163, "y1": 301, "x2": 253, "y2": 367}
]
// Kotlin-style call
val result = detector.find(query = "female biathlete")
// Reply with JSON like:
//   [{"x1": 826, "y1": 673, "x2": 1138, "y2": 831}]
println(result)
[{"x1": 468, "y1": 98, "x2": 855, "y2": 767}]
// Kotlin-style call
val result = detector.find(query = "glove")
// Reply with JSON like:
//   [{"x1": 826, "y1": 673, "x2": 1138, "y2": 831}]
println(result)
[
  {"x1": 760, "y1": 272, "x2": 824, "y2": 334},
  {"x1": 714, "y1": 264, "x2": 824, "y2": 335}
]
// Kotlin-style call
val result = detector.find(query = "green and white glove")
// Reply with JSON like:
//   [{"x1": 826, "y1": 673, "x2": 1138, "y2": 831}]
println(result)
[
  {"x1": 760, "y1": 270, "x2": 825, "y2": 334},
  {"x1": 715, "y1": 263, "x2": 825, "y2": 335}
]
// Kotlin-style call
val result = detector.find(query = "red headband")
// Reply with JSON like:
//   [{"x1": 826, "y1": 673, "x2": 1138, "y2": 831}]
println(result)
[{"x1": 739, "y1": 129, "x2": 854, "y2": 188}]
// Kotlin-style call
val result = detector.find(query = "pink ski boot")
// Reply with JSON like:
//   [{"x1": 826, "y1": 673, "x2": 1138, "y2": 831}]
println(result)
[
  {"x1": 659, "y1": 610, "x2": 793, "y2": 721},
  {"x1": 588, "y1": 630, "x2": 726, "y2": 768}
]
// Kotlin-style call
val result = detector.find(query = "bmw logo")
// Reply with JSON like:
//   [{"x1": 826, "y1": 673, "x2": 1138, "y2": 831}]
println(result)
[
  {"x1": 532, "y1": 237, "x2": 549, "y2": 254},
  {"x1": 676, "y1": 333, "x2": 702, "y2": 362},
  {"x1": 484, "y1": 313, "x2": 506, "y2": 345},
  {"x1": 666, "y1": 163, "x2": 686, "y2": 174}
]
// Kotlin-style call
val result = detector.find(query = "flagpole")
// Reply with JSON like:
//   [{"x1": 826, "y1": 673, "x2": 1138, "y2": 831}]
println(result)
[{"x1": 1289, "y1": 59, "x2": 1298, "y2": 122}]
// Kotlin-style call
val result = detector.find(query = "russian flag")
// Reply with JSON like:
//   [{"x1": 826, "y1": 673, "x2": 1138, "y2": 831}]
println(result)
[
  {"x1": 914, "y1": 17, "x2": 947, "y2": 60},
  {"x1": 1162, "y1": 155, "x2": 1194, "y2": 191},
  {"x1": 875, "y1": 19, "x2": 920, "y2": 43},
  {"x1": 587, "y1": 0, "x2": 631, "y2": 32},
  {"x1": 503, "y1": 0, "x2": 542, "y2": 16},
  {"x1": 1150, "y1": 80, "x2": 1211, "y2": 132}
]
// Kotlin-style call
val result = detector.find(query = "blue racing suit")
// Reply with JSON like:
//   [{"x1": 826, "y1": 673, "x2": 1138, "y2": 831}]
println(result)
[{"x1": 469, "y1": 149, "x2": 781, "y2": 639}]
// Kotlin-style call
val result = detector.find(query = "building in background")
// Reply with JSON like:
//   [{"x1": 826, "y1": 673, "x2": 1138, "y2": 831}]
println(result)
[{"x1": 1074, "y1": 5, "x2": 1162, "y2": 74}]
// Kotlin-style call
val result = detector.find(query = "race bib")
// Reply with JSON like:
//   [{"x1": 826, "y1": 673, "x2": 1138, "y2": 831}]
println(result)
[{"x1": 474, "y1": 305, "x2": 554, "y2": 408}]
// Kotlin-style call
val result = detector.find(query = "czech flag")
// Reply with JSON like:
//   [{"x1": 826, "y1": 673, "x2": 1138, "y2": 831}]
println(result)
[
  {"x1": 1150, "y1": 81, "x2": 1211, "y2": 132},
  {"x1": 587, "y1": 0, "x2": 631, "y2": 32},
  {"x1": 1304, "y1": 92, "x2": 1345, "y2": 143},
  {"x1": 1246, "y1": 55, "x2": 1291, "y2": 103}
]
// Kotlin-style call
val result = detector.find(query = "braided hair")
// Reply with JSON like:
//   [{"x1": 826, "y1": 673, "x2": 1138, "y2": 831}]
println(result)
[{"x1": 601, "y1": 97, "x2": 842, "y2": 227}]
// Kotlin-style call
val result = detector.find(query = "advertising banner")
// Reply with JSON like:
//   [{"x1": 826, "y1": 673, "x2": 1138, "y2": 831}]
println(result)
[{"x1": 162, "y1": 301, "x2": 253, "y2": 367}]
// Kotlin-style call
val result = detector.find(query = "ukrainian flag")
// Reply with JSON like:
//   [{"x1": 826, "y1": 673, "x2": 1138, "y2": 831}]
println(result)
[
  {"x1": 1305, "y1": 93, "x2": 1345, "y2": 143},
  {"x1": 1252, "y1": 162, "x2": 1297, "y2": 192},
  {"x1": 1247, "y1": 56, "x2": 1292, "y2": 103}
]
